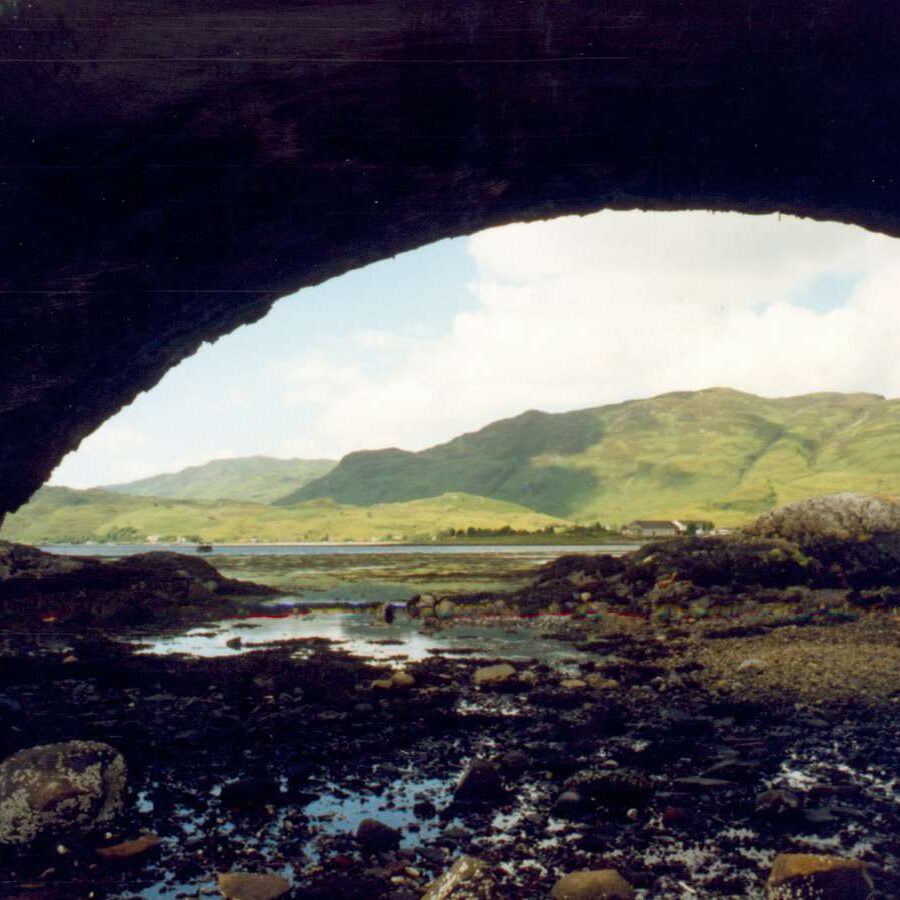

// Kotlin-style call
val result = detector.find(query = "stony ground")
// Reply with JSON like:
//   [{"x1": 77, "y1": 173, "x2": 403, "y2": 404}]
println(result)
[{"x1": 0, "y1": 610, "x2": 897, "y2": 899}]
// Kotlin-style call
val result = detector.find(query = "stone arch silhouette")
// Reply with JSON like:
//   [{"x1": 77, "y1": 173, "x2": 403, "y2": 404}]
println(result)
[{"x1": 2, "y1": 0, "x2": 900, "y2": 513}]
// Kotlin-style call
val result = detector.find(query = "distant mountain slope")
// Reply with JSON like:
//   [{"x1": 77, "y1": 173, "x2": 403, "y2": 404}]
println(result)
[
  {"x1": 1, "y1": 487, "x2": 564, "y2": 544},
  {"x1": 278, "y1": 389, "x2": 900, "y2": 526},
  {"x1": 277, "y1": 408, "x2": 606, "y2": 515},
  {"x1": 105, "y1": 456, "x2": 336, "y2": 504}
]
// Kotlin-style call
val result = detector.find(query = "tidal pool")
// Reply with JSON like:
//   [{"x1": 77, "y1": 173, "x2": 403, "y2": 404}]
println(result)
[{"x1": 136, "y1": 607, "x2": 596, "y2": 666}]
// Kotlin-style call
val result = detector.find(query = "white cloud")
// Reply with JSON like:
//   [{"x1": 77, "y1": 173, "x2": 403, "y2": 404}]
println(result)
[{"x1": 263, "y1": 211, "x2": 900, "y2": 456}]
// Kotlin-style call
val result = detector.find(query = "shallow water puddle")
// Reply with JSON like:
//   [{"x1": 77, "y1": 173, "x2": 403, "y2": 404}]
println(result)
[{"x1": 135, "y1": 609, "x2": 594, "y2": 666}]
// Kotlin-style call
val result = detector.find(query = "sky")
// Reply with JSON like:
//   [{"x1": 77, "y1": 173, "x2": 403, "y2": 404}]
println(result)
[{"x1": 50, "y1": 210, "x2": 900, "y2": 488}]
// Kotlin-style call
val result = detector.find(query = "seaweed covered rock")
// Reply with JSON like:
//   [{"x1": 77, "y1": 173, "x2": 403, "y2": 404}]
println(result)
[
  {"x1": 510, "y1": 537, "x2": 817, "y2": 615},
  {"x1": 0, "y1": 741, "x2": 126, "y2": 845},
  {"x1": 747, "y1": 493, "x2": 900, "y2": 544},
  {"x1": 0, "y1": 541, "x2": 278, "y2": 625}
]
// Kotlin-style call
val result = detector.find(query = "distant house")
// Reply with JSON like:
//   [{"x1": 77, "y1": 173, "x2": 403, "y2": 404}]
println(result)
[{"x1": 623, "y1": 520, "x2": 683, "y2": 538}]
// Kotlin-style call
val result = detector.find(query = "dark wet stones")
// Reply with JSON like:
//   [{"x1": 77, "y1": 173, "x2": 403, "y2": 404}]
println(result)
[
  {"x1": 673, "y1": 776, "x2": 735, "y2": 793},
  {"x1": 755, "y1": 788, "x2": 802, "y2": 819},
  {"x1": 356, "y1": 817, "x2": 401, "y2": 853},
  {"x1": 220, "y1": 776, "x2": 281, "y2": 810},
  {"x1": 562, "y1": 769, "x2": 652, "y2": 813},
  {"x1": 767, "y1": 853, "x2": 873, "y2": 899},
  {"x1": 550, "y1": 869, "x2": 636, "y2": 899},
  {"x1": 498, "y1": 749, "x2": 530, "y2": 776},
  {"x1": 0, "y1": 740, "x2": 126, "y2": 845},
  {"x1": 552, "y1": 789, "x2": 588, "y2": 819},
  {"x1": 455, "y1": 759, "x2": 504, "y2": 803},
  {"x1": 96, "y1": 832, "x2": 161, "y2": 861},
  {"x1": 701, "y1": 758, "x2": 760, "y2": 783}
]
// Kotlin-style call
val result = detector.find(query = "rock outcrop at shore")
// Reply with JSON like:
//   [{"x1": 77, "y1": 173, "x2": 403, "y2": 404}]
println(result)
[
  {"x1": 746, "y1": 492, "x2": 900, "y2": 544},
  {"x1": 0, "y1": 541, "x2": 278, "y2": 626},
  {"x1": 507, "y1": 497, "x2": 900, "y2": 618}
]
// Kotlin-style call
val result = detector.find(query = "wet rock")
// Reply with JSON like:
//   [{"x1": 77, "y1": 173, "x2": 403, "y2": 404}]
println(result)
[
  {"x1": 584, "y1": 674, "x2": 620, "y2": 691},
  {"x1": 550, "y1": 869, "x2": 635, "y2": 899},
  {"x1": 422, "y1": 855, "x2": 497, "y2": 899},
  {"x1": 473, "y1": 664, "x2": 516, "y2": 689},
  {"x1": 455, "y1": 759, "x2": 504, "y2": 803},
  {"x1": 96, "y1": 832, "x2": 161, "y2": 861},
  {"x1": 499, "y1": 750, "x2": 530, "y2": 776},
  {"x1": 701, "y1": 759, "x2": 760, "y2": 783},
  {"x1": 560, "y1": 678, "x2": 587, "y2": 690},
  {"x1": 552, "y1": 789, "x2": 588, "y2": 819},
  {"x1": 767, "y1": 853, "x2": 873, "y2": 899},
  {"x1": 371, "y1": 670, "x2": 416, "y2": 692},
  {"x1": 755, "y1": 789, "x2": 802, "y2": 819},
  {"x1": 661, "y1": 805, "x2": 692, "y2": 827},
  {"x1": 562, "y1": 769, "x2": 652, "y2": 813},
  {"x1": 226, "y1": 637, "x2": 243, "y2": 650},
  {"x1": 413, "y1": 798, "x2": 437, "y2": 818},
  {"x1": 673, "y1": 775, "x2": 734, "y2": 793},
  {"x1": 436, "y1": 599, "x2": 455, "y2": 619},
  {"x1": 0, "y1": 740, "x2": 126, "y2": 845},
  {"x1": 375, "y1": 602, "x2": 395, "y2": 624},
  {"x1": 217, "y1": 871, "x2": 291, "y2": 900},
  {"x1": 356, "y1": 817, "x2": 401, "y2": 853},
  {"x1": 220, "y1": 777, "x2": 281, "y2": 810}
]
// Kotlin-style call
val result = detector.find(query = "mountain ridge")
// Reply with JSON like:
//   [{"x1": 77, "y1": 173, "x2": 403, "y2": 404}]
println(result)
[
  {"x1": 277, "y1": 388, "x2": 898, "y2": 524},
  {"x1": 105, "y1": 456, "x2": 336, "y2": 504}
]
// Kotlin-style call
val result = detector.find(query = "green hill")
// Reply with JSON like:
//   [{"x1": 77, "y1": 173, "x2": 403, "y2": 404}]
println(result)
[
  {"x1": 1, "y1": 487, "x2": 564, "y2": 544},
  {"x1": 105, "y1": 456, "x2": 336, "y2": 504},
  {"x1": 279, "y1": 389, "x2": 900, "y2": 527}
]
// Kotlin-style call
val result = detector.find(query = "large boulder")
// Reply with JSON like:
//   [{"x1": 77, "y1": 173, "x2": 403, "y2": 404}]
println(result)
[
  {"x1": 767, "y1": 853, "x2": 873, "y2": 899},
  {"x1": 0, "y1": 741, "x2": 127, "y2": 845},
  {"x1": 748, "y1": 493, "x2": 900, "y2": 544}
]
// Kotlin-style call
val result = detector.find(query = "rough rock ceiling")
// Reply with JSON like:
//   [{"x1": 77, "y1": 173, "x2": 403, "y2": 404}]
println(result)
[{"x1": 2, "y1": 1, "x2": 899, "y2": 514}]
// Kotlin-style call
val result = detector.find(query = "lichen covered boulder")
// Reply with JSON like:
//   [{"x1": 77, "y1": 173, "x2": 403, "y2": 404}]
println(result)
[
  {"x1": 748, "y1": 492, "x2": 900, "y2": 544},
  {"x1": 0, "y1": 740, "x2": 127, "y2": 845}
]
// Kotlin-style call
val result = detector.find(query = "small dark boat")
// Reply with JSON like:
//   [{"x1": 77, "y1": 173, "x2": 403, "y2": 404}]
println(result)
[{"x1": 196, "y1": 543, "x2": 213, "y2": 553}]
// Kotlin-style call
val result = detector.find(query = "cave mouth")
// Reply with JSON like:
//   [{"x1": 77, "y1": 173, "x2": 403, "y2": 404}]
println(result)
[{"x1": 40, "y1": 209, "x2": 894, "y2": 507}]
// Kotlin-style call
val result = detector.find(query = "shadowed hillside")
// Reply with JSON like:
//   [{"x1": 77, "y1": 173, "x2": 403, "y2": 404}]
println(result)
[{"x1": 278, "y1": 389, "x2": 900, "y2": 526}]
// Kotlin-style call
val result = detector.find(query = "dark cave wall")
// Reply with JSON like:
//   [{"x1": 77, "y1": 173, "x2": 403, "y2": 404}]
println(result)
[{"x1": 2, "y1": 0, "x2": 900, "y2": 512}]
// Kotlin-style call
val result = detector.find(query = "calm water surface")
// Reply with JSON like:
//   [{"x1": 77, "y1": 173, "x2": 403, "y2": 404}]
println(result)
[{"x1": 41, "y1": 542, "x2": 636, "y2": 557}]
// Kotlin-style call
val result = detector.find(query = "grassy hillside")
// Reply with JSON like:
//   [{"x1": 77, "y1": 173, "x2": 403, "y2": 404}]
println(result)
[
  {"x1": 105, "y1": 456, "x2": 336, "y2": 504},
  {"x1": 1, "y1": 487, "x2": 565, "y2": 544},
  {"x1": 279, "y1": 389, "x2": 900, "y2": 527}
]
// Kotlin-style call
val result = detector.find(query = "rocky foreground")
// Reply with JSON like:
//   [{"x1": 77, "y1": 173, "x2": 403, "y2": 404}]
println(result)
[{"x1": 0, "y1": 495, "x2": 898, "y2": 897}]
